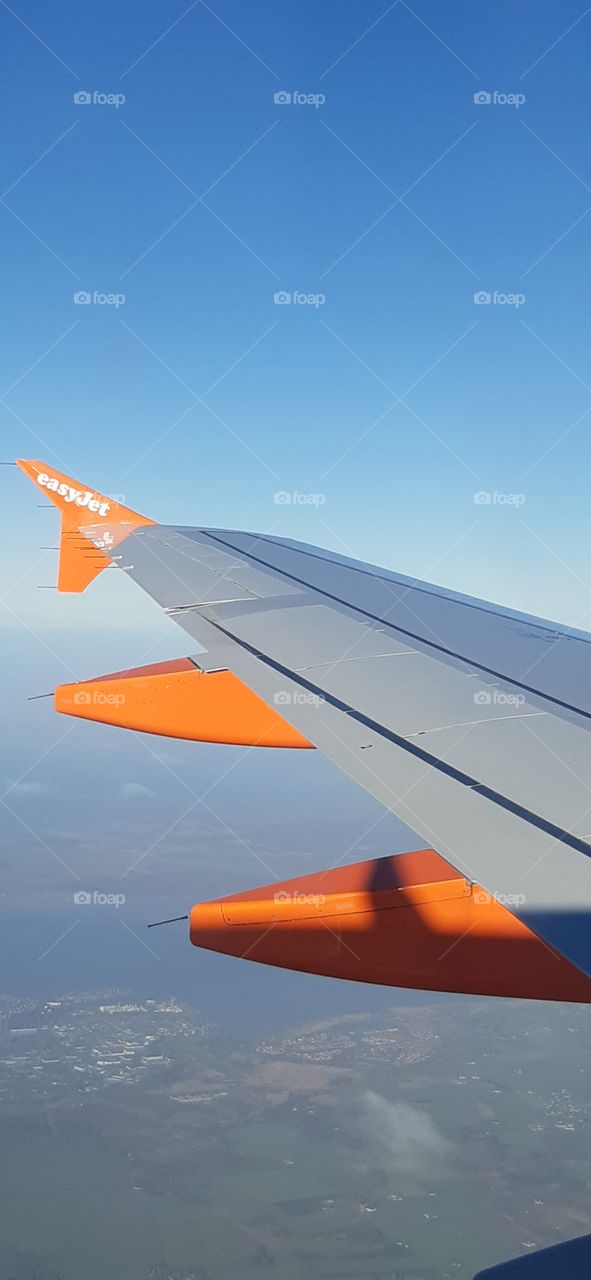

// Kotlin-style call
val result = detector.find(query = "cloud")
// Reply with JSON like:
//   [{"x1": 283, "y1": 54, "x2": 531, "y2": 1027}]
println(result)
[
  {"x1": 2, "y1": 779, "x2": 53, "y2": 798},
  {"x1": 360, "y1": 1091, "x2": 449, "y2": 1180},
  {"x1": 119, "y1": 782, "x2": 151, "y2": 799}
]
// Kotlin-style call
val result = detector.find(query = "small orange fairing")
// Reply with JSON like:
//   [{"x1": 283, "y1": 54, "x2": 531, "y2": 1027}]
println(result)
[
  {"x1": 16, "y1": 459, "x2": 154, "y2": 591},
  {"x1": 189, "y1": 850, "x2": 591, "y2": 1002},
  {"x1": 55, "y1": 658, "x2": 313, "y2": 748}
]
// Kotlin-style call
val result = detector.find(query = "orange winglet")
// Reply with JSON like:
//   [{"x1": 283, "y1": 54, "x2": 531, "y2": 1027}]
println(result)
[
  {"x1": 55, "y1": 657, "x2": 314, "y2": 748},
  {"x1": 16, "y1": 459, "x2": 154, "y2": 591},
  {"x1": 189, "y1": 850, "x2": 591, "y2": 1002}
]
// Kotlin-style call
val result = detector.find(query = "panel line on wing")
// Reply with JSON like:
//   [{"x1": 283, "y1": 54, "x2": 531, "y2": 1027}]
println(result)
[
  {"x1": 202, "y1": 532, "x2": 591, "y2": 727},
  {"x1": 299, "y1": 650, "x2": 419, "y2": 671},
  {"x1": 250, "y1": 532, "x2": 591, "y2": 648},
  {"x1": 195, "y1": 607, "x2": 591, "y2": 862},
  {"x1": 407, "y1": 711, "x2": 548, "y2": 737}
]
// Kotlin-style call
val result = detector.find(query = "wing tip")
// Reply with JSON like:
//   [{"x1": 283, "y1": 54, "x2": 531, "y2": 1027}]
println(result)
[{"x1": 16, "y1": 458, "x2": 155, "y2": 592}]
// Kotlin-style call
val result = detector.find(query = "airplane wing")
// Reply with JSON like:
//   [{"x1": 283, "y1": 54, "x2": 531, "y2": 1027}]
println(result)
[
  {"x1": 16, "y1": 460, "x2": 591, "y2": 1000},
  {"x1": 473, "y1": 1233, "x2": 591, "y2": 1279}
]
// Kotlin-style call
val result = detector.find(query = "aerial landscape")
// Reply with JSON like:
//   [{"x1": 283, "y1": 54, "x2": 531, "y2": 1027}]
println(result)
[{"x1": 2, "y1": 989, "x2": 590, "y2": 1279}]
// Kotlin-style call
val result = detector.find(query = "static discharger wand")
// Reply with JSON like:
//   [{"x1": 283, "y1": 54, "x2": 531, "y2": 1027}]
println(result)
[{"x1": 147, "y1": 914, "x2": 189, "y2": 929}]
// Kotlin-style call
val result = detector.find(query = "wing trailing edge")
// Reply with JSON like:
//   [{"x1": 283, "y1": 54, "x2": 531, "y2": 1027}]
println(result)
[{"x1": 16, "y1": 458, "x2": 154, "y2": 591}]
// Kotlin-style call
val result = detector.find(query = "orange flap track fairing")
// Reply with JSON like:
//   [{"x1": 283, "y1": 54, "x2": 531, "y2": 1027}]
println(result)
[
  {"x1": 55, "y1": 658, "x2": 313, "y2": 748},
  {"x1": 189, "y1": 850, "x2": 591, "y2": 1002}
]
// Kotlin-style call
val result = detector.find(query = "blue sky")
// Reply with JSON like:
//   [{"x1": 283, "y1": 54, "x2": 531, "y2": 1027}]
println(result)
[
  {"x1": 1, "y1": 2, "x2": 591, "y2": 1008},
  {"x1": 2, "y1": 1, "x2": 591, "y2": 619}
]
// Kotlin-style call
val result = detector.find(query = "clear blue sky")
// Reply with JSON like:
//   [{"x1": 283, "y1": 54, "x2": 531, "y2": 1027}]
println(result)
[
  {"x1": 2, "y1": 1, "x2": 591, "y2": 619},
  {"x1": 1, "y1": 2, "x2": 591, "y2": 1003}
]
